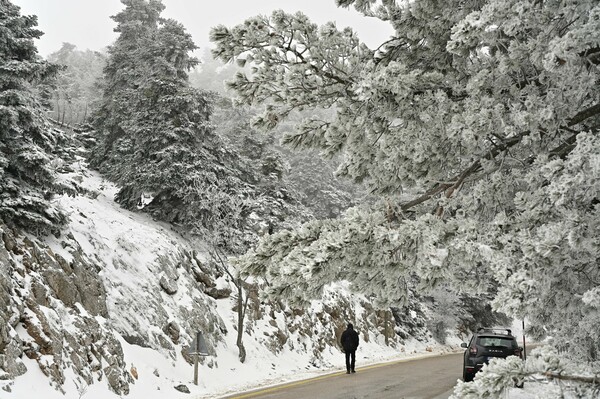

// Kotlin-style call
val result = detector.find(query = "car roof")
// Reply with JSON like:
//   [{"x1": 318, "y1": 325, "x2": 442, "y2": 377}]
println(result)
[
  {"x1": 475, "y1": 327, "x2": 514, "y2": 337},
  {"x1": 476, "y1": 334, "x2": 516, "y2": 339}
]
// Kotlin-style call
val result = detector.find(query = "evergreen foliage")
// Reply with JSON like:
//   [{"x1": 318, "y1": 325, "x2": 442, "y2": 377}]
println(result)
[
  {"x1": 46, "y1": 43, "x2": 105, "y2": 125},
  {"x1": 189, "y1": 52, "x2": 362, "y2": 220},
  {"x1": 90, "y1": 0, "x2": 309, "y2": 253},
  {"x1": 213, "y1": 0, "x2": 600, "y2": 368},
  {"x1": 210, "y1": 102, "x2": 313, "y2": 240},
  {"x1": 90, "y1": 0, "x2": 237, "y2": 245},
  {"x1": 0, "y1": 0, "x2": 66, "y2": 235},
  {"x1": 188, "y1": 48, "x2": 240, "y2": 95},
  {"x1": 451, "y1": 346, "x2": 600, "y2": 398}
]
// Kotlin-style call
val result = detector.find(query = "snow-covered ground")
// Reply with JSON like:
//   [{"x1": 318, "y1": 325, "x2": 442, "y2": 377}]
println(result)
[
  {"x1": 2, "y1": 343, "x2": 569, "y2": 399},
  {"x1": 1, "y1": 161, "x2": 569, "y2": 399},
  {"x1": 2, "y1": 278, "x2": 561, "y2": 399},
  {"x1": 0, "y1": 163, "x2": 454, "y2": 399}
]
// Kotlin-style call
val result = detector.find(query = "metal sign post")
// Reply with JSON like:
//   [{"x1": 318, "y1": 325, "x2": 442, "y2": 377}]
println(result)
[
  {"x1": 522, "y1": 320, "x2": 527, "y2": 361},
  {"x1": 188, "y1": 331, "x2": 209, "y2": 385},
  {"x1": 193, "y1": 354, "x2": 199, "y2": 386}
]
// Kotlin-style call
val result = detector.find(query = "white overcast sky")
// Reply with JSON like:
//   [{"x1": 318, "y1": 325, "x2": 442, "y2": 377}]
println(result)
[{"x1": 12, "y1": 0, "x2": 394, "y2": 58}]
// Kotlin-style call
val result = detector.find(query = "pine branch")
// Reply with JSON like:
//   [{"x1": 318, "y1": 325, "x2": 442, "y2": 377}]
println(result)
[
  {"x1": 398, "y1": 102, "x2": 600, "y2": 214},
  {"x1": 542, "y1": 371, "x2": 600, "y2": 385},
  {"x1": 568, "y1": 102, "x2": 600, "y2": 126}
]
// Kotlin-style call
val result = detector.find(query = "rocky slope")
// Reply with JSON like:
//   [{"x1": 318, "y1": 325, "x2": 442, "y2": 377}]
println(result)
[{"x1": 0, "y1": 139, "x2": 438, "y2": 398}]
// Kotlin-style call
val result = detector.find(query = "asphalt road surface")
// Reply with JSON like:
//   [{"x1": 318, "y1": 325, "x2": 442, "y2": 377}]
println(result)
[{"x1": 219, "y1": 352, "x2": 462, "y2": 399}]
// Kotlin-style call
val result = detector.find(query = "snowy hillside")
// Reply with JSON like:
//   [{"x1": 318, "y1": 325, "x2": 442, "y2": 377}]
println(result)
[{"x1": 0, "y1": 155, "x2": 453, "y2": 399}]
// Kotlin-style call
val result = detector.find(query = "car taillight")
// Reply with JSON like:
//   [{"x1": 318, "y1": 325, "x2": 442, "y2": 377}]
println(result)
[
  {"x1": 514, "y1": 348, "x2": 521, "y2": 356},
  {"x1": 470, "y1": 346, "x2": 477, "y2": 355}
]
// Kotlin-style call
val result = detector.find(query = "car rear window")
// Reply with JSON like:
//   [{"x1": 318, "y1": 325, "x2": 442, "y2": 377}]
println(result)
[{"x1": 477, "y1": 336, "x2": 515, "y2": 348}]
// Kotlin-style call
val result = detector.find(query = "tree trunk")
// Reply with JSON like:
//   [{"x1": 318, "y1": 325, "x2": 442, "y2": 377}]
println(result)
[
  {"x1": 210, "y1": 248, "x2": 248, "y2": 363},
  {"x1": 82, "y1": 102, "x2": 88, "y2": 124},
  {"x1": 384, "y1": 310, "x2": 390, "y2": 346},
  {"x1": 55, "y1": 96, "x2": 60, "y2": 121},
  {"x1": 236, "y1": 278, "x2": 246, "y2": 363}
]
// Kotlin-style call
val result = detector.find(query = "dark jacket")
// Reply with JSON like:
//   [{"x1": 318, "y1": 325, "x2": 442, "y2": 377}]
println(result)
[{"x1": 341, "y1": 325, "x2": 359, "y2": 352}]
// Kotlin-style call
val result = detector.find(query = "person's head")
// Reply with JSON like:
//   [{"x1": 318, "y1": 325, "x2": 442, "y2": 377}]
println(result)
[{"x1": 347, "y1": 323, "x2": 353, "y2": 329}]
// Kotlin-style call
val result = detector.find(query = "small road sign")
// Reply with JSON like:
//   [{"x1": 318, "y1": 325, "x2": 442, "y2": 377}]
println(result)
[
  {"x1": 189, "y1": 331, "x2": 209, "y2": 385},
  {"x1": 188, "y1": 331, "x2": 209, "y2": 356}
]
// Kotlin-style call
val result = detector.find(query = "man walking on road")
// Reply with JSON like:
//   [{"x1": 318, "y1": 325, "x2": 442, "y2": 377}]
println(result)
[{"x1": 341, "y1": 323, "x2": 359, "y2": 374}]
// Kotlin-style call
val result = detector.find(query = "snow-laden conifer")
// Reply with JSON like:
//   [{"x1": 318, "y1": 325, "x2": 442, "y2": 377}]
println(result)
[
  {"x1": 46, "y1": 43, "x2": 105, "y2": 125},
  {"x1": 213, "y1": 0, "x2": 600, "y2": 388},
  {"x1": 90, "y1": 0, "x2": 311, "y2": 254},
  {"x1": 90, "y1": 0, "x2": 244, "y2": 247},
  {"x1": 0, "y1": 0, "x2": 67, "y2": 235}
]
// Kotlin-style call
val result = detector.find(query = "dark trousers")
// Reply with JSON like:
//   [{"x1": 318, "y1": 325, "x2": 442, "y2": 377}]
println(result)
[{"x1": 345, "y1": 350, "x2": 356, "y2": 371}]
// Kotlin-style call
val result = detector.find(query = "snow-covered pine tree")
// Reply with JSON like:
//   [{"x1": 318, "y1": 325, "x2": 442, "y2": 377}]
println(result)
[
  {"x1": 90, "y1": 0, "x2": 242, "y2": 244},
  {"x1": 90, "y1": 0, "x2": 310, "y2": 254},
  {"x1": 0, "y1": 0, "x2": 67, "y2": 235},
  {"x1": 212, "y1": 0, "x2": 600, "y2": 370},
  {"x1": 191, "y1": 56, "x2": 358, "y2": 221},
  {"x1": 47, "y1": 43, "x2": 105, "y2": 125}
]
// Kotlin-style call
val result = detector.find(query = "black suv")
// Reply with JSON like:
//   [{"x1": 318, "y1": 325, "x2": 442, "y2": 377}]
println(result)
[{"x1": 461, "y1": 328, "x2": 523, "y2": 382}]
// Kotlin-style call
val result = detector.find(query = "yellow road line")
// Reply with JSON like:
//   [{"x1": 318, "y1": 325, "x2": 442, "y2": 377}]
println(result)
[
  {"x1": 220, "y1": 351, "x2": 460, "y2": 399},
  {"x1": 224, "y1": 371, "x2": 347, "y2": 399}
]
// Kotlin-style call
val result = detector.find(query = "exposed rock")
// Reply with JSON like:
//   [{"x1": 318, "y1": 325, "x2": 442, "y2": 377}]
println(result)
[
  {"x1": 122, "y1": 335, "x2": 150, "y2": 348},
  {"x1": 174, "y1": 384, "x2": 190, "y2": 394},
  {"x1": 99, "y1": 336, "x2": 130, "y2": 395},
  {"x1": 43, "y1": 268, "x2": 80, "y2": 307},
  {"x1": 0, "y1": 243, "x2": 14, "y2": 356},
  {"x1": 103, "y1": 364, "x2": 130, "y2": 396},
  {"x1": 0, "y1": 221, "x2": 134, "y2": 394},
  {"x1": 69, "y1": 251, "x2": 108, "y2": 317},
  {"x1": 30, "y1": 279, "x2": 50, "y2": 307},
  {"x1": 160, "y1": 274, "x2": 178, "y2": 295},
  {"x1": 205, "y1": 286, "x2": 231, "y2": 300},
  {"x1": 1, "y1": 229, "x2": 17, "y2": 253},
  {"x1": 0, "y1": 340, "x2": 27, "y2": 378},
  {"x1": 130, "y1": 366, "x2": 138, "y2": 380},
  {"x1": 274, "y1": 329, "x2": 288, "y2": 348},
  {"x1": 21, "y1": 237, "x2": 108, "y2": 317},
  {"x1": 156, "y1": 334, "x2": 175, "y2": 354},
  {"x1": 192, "y1": 266, "x2": 215, "y2": 287},
  {"x1": 163, "y1": 321, "x2": 181, "y2": 344},
  {"x1": 1, "y1": 382, "x2": 12, "y2": 392}
]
